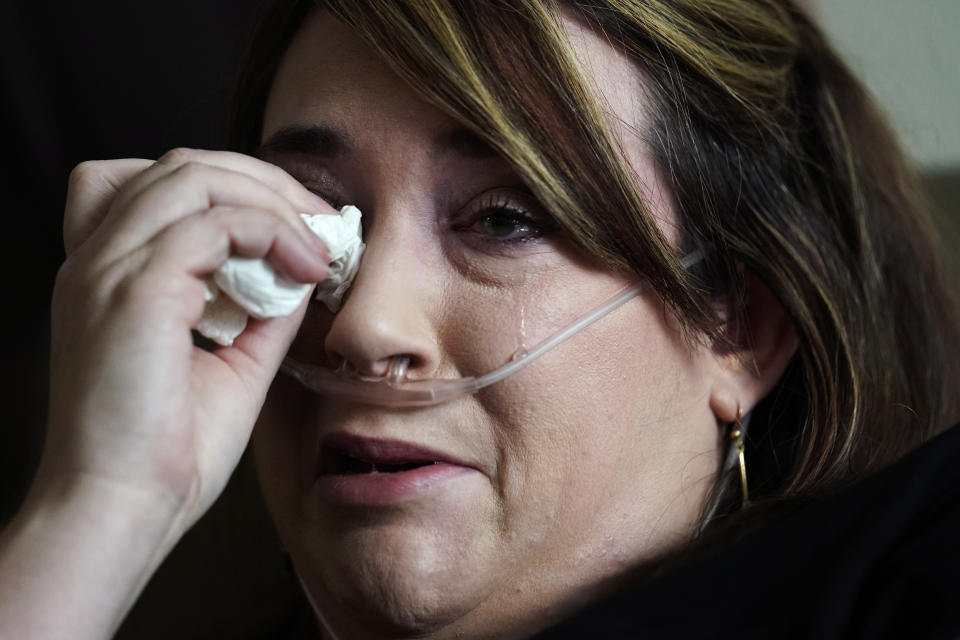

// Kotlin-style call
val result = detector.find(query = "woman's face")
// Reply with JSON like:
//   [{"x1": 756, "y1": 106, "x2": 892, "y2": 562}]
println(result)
[{"x1": 255, "y1": 9, "x2": 723, "y2": 638}]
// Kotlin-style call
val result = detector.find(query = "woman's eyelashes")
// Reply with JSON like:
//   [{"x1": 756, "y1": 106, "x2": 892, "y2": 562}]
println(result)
[
  {"x1": 454, "y1": 189, "x2": 557, "y2": 250},
  {"x1": 288, "y1": 171, "x2": 555, "y2": 253}
]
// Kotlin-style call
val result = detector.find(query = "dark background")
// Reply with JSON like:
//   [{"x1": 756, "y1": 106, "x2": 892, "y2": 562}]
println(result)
[
  {"x1": 1, "y1": 1, "x2": 309, "y2": 637},
  {"x1": 1, "y1": 2, "x2": 957, "y2": 638}
]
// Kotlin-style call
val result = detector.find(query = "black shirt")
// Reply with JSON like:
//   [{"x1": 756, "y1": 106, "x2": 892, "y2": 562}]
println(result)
[{"x1": 537, "y1": 425, "x2": 960, "y2": 639}]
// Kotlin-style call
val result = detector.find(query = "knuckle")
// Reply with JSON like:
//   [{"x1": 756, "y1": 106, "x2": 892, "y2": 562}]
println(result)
[
  {"x1": 172, "y1": 160, "x2": 210, "y2": 182},
  {"x1": 205, "y1": 206, "x2": 248, "y2": 236},
  {"x1": 66, "y1": 160, "x2": 106, "y2": 195},
  {"x1": 67, "y1": 160, "x2": 95, "y2": 186},
  {"x1": 53, "y1": 256, "x2": 105, "y2": 310},
  {"x1": 54, "y1": 254, "x2": 101, "y2": 290},
  {"x1": 53, "y1": 257, "x2": 80, "y2": 291},
  {"x1": 158, "y1": 147, "x2": 197, "y2": 167},
  {"x1": 202, "y1": 204, "x2": 234, "y2": 225}
]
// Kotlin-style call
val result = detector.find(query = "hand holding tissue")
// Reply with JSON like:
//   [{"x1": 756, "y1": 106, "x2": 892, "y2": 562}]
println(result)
[{"x1": 195, "y1": 205, "x2": 364, "y2": 346}]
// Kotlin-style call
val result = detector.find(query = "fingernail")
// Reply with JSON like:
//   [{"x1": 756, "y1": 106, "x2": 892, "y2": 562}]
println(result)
[{"x1": 297, "y1": 240, "x2": 330, "y2": 280}]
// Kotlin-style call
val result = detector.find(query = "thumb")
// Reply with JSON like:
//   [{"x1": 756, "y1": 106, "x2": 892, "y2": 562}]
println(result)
[{"x1": 215, "y1": 295, "x2": 312, "y2": 403}]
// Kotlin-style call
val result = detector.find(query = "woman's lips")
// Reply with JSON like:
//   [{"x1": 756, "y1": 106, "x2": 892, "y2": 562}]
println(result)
[{"x1": 315, "y1": 434, "x2": 479, "y2": 506}]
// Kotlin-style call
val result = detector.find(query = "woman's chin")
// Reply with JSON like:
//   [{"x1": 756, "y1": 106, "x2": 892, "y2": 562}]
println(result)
[{"x1": 299, "y1": 522, "x2": 500, "y2": 637}]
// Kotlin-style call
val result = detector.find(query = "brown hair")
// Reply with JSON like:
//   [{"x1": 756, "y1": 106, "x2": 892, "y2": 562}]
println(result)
[{"x1": 228, "y1": 0, "x2": 960, "y2": 520}]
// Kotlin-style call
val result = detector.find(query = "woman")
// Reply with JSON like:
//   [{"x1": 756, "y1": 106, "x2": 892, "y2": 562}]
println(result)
[{"x1": 2, "y1": 1, "x2": 958, "y2": 638}]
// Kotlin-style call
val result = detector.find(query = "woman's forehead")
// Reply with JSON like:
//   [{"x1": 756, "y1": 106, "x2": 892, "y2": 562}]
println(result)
[
  {"x1": 560, "y1": 8, "x2": 654, "y2": 133},
  {"x1": 262, "y1": 10, "x2": 452, "y2": 142},
  {"x1": 264, "y1": 8, "x2": 650, "y2": 138}
]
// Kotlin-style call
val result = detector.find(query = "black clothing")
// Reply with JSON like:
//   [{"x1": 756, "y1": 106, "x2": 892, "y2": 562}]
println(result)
[{"x1": 537, "y1": 425, "x2": 960, "y2": 639}]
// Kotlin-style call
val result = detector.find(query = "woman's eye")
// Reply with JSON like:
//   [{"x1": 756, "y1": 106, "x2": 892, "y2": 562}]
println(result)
[
  {"x1": 476, "y1": 208, "x2": 540, "y2": 241},
  {"x1": 457, "y1": 190, "x2": 556, "y2": 246}
]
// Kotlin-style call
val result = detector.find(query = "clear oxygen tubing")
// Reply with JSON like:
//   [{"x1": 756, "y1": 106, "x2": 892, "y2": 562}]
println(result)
[{"x1": 280, "y1": 251, "x2": 703, "y2": 408}]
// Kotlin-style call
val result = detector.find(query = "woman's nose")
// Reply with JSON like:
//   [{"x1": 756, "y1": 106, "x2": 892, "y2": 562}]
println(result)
[{"x1": 323, "y1": 227, "x2": 441, "y2": 378}]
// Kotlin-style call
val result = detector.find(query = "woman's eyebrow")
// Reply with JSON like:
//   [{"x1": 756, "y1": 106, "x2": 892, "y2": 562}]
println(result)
[
  {"x1": 434, "y1": 128, "x2": 499, "y2": 159},
  {"x1": 258, "y1": 124, "x2": 498, "y2": 162},
  {"x1": 257, "y1": 124, "x2": 351, "y2": 159}
]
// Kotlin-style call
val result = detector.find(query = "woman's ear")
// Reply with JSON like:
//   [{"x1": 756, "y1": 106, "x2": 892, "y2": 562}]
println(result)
[{"x1": 708, "y1": 268, "x2": 798, "y2": 422}]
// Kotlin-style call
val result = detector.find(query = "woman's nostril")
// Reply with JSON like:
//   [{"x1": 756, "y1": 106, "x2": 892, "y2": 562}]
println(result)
[
  {"x1": 323, "y1": 352, "x2": 418, "y2": 380},
  {"x1": 385, "y1": 356, "x2": 411, "y2": 384}
]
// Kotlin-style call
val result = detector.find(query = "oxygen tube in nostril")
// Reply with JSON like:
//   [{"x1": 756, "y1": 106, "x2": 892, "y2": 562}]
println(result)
[{"x1": 280, "y1": 251, "x2": 704, "y2": 408}]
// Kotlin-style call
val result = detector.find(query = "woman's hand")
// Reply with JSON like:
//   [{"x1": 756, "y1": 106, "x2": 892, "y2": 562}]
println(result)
[
  {"x1": 46, "y1": 147, "x2": 331, "y2": 518},
  {"x1": 0, "y1": 149, "x2": 331, "y2": 639}
]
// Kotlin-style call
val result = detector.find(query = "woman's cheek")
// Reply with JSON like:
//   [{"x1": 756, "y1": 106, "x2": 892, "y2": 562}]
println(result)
[{"x1": 252, "y1": 380, "x2": 313, "y2": 523}]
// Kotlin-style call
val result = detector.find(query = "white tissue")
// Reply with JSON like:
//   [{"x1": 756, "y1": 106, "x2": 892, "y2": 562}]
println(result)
[
  {"x1": 300, "y1": 205, "x2": 364, "y2": 312},
  {"x1": 194, "y1": 205, "x2": 365, "y2": 346}
]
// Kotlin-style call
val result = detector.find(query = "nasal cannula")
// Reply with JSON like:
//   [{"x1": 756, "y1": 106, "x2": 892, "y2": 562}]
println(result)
[{"x1": 280, "y1": 251, "x2": 703, "y2": 407}]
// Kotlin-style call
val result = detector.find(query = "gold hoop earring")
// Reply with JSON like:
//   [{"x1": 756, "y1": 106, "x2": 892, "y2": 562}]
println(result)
[{"x1": 730, "y1": 408, "x2": 751, "y2": 509}]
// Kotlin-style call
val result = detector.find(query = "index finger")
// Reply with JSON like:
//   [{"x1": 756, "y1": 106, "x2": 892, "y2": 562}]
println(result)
[
  {"x1": 148, "y1": 148, "x2": 330, "y2": 217},
  {"x1": 99, "y1": 148, "x2": 335, "y2": 245}
]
